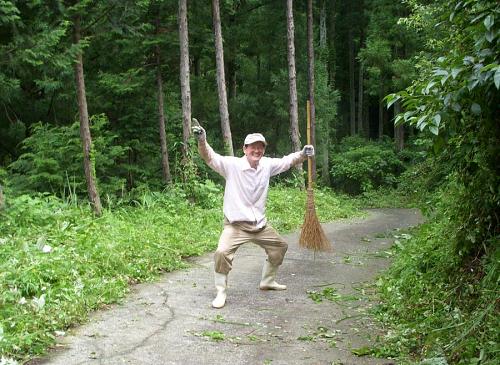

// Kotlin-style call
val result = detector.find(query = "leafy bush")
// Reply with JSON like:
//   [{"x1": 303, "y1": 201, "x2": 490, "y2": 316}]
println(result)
[
  {"x1": 9, "y1": 114, "x2": 127, "y2": 198},
  {"x1": 330, "y1": 138, "x2": 405, "y2": 195},
  {"x1": 375, "y1": 200, "x2": 499, "y2": 364}
]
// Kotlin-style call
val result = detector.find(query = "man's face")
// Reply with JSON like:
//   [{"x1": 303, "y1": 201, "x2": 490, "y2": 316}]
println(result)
[{"x1": 243, "y1": 142, "x2": 266, "y2": 166}]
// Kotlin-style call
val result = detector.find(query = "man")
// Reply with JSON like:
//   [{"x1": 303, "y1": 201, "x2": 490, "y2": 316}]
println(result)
[{"x1": 192, "y1": 122, "x2": 314, "y2": 308}]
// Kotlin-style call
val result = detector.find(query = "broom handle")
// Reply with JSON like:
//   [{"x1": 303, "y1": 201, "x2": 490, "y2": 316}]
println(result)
[{"x1": 306, "y1": 99, "x2": 313, "y2": 190}]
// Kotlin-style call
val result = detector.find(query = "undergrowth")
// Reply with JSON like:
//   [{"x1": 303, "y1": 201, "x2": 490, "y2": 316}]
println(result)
[{"x1": 364, "y1": 162, "x2": 500, "y2": 364}]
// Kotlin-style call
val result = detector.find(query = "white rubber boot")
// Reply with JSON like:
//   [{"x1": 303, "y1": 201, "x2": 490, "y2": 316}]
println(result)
[
  {"x1": 212, "y1": 272, "x2": 227, "y2": 308},
  {"x1": 259, "y1": 261, "x2": 287, "y2": 290}
]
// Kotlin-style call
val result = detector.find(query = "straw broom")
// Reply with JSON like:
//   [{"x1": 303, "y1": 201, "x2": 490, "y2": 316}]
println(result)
[{"x1": 299, "y1": 100, "x2": 332, "y2": 252}]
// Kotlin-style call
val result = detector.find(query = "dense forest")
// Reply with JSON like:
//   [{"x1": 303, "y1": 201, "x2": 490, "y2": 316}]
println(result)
[{"x1": 0, "y1": 0, "x2": 498, "y2": 364}]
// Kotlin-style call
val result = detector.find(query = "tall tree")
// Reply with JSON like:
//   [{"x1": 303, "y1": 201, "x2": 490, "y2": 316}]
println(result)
[
  {"x1": 72, "y1": 12, "x2": 102, "y2": 215},
  {"x1": 285, "y1": 0, "x2": 303, "y2": 180},
  {"x1": 178, "y1": 0, "x2": 192, "y2": 161},
  {"x1": 306, "y1": 0, "x2": 316, "y2": 180},
  {"x1": 348, "y1": 29, "x2": 356, "y2": 135},
  {"x1": 155, "y1": 16, "x2": 172, "y2": 184},
  {"x1": 357, "y1": 60, "x2": 364, "y2": 136},
  {"x1": 212, "y1": 0, "x2": 234, "y2": 156},
  {"x1": 318, "y1": 0, "x2": 331, "y2": 186}
]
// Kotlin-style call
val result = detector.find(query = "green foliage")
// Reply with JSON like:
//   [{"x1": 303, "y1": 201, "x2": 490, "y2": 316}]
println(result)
[
  {"x1": 266, "y1": 185, "x2": 362, "y2": 232},
  {"x1": 330, "y1": 137, "x2": 405, "y2": 195},
  {"x1": 9, "y1": 114, "x2": 127, "y2": 198},
  {"x1": 385, "y1": 0, "x2": 500, "y2": 256},
  {"x1": 307, "y1": 287, "x2": 358, "y2": 303},
  {"x1": 374, "y1": 187, "x2": 499, "y2": 364}
]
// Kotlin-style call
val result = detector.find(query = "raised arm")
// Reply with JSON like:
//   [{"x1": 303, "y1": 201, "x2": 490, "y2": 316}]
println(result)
[
  {"x1": 192, "y1": 119, "x2": 227, "y2": 176},
  {"x1": 269, "y1": 145, "x2": 315, "y2": 176}
]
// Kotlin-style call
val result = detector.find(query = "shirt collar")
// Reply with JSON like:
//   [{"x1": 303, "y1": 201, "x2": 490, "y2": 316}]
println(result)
[{"x1": 240, "y1": 156, "x2": 262, "y2": 171}]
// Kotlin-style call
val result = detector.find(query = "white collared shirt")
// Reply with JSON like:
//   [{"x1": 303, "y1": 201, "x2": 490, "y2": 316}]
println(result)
[{"x1": 201, "y1": 142, "x2": 304, "y2": 228}]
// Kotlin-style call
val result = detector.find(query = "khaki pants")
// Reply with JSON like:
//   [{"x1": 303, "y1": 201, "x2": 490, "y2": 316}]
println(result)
[{"x1": 214, "y1": 220, "x2": 288, "y2": 274}]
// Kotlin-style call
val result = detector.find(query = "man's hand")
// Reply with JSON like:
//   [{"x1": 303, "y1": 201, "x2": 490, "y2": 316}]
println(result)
[
  {"x1": 302, "y1": 145, "x2": 315, "y2": 157},
  {"x1": 191, "y1": 118, "x2": 206, "y2": 141}
]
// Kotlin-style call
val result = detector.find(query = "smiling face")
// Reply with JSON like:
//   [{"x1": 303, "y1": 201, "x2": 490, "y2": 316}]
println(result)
[{"x1": 243, "y1": 141, "x2": 266, "y2": 168}]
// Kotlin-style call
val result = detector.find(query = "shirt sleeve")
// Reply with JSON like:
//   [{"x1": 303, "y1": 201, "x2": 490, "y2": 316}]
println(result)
[
  {"x1": 268, "y1": 151, "x2": 305, "y2": 176},
  {"x1": 198, "y1": 140, "x2": 228, "y2": 177}
]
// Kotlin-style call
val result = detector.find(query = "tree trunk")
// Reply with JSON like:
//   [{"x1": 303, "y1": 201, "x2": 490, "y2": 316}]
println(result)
[
  {"x1": 306, "y1": 0, "x2": 317, "y2": 181},
  {"x1": 378, "y1": 85, "x2": 384, "y2": 140},
  {"x1": 286, "y1": 0, "x2": 303, "y2": 183},
  {"x1": 178, "y1": 0, "x2": 192, "y2": 161},
  {"x1": 155, "y1": 18, "x2": 171, "y2": 184},
  {"x1": 394, "y1": 100, "x2": 404, "y2": 151},
  {"x1": 319, "y1": 0, "x2": 327, "y2": 50},
  {"x1": 319, "y1": 0, "x2": 330, "y2": 187},
  {"x1": 212, "y1": 0, "x2": 234, "y2": 156},
  {"x1": 357, "y1": 61, "x2": 364, "y2": 137},
  {"x1": 349, "y1": 29, "x2": 356, "y2": 136},
  {"x1": 73, "y1": 14, "x2": 102, "y2": 216},
  {"x1": 327, "y1": 0, "x2": 337, "y2": 87},
  {"x1": 363, "y1": 97, "x2": 369, "y2": 138}
]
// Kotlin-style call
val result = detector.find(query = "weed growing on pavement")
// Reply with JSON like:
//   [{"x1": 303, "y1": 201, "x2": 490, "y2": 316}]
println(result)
[
  {"x1": 307, "y1": 287, "x2": 360, "y2": 303},
  {"x1": 200, "y1": 331, "x2": 225, "y2": 342},
  {"x1": 297, "y1": 326, "x2": 340, "y2": 348}
]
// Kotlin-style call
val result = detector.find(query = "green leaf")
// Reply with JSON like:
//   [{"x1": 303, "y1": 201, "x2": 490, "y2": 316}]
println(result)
[
  {"x1": 352, "y1": 346, "x2": 373, "y2": 356},
  {"x1": 483, "y1": 15, "x2": 494, "y2": 31},
  {"x1": 463, "y1": 56, "x2": 475, "y2": 65},
  {"x1": 451, "y1": 68, "x2": 462, "y2": 79},
  {"x1": 385, "y1": 93, "x2": 400, "y2": 109},
  {"x1": 424, "y1": 81, "x2": 436, "y2": 94},
  {"x1": 494, "y1": 67, "x2": 500, "y2": 89},
  {"x1": 433, "y1": 69, "x2": 448, "y2": 77},
  {"x1": 471, "y1": 103, "x2": 482, "y2": 115},
  {"x1": 485, "y1": 31, "x2": 494, "y2": 43},
  {"x1": 417, "y1": 115, "x2": 428, "y2": 130},
  {"x1": 433, "y1": 114, "x2": 441, "y2": 127},
  {"x1": 452, "y1": 102, "x2": 462, "y2": 112},
  {"x1": 429, "y1": 125, "x2": 439, "y2": 135}
]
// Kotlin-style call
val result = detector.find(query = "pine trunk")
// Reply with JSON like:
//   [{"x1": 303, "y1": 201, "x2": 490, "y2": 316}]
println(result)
[
  {"x1": 307, "y1": 0, "x2": 317, "y2": 181},
  {"x1": 349, "y1": 29, "x2": 356, "y2": 136},
  {"x1": 178, "y1": 0, "x2": 192, "y2": 161},
  {"x1": 378, "y1": 85, "x2": 384, "y2": 140},
  {"x1": 155, "y1": 24, "x2": 172, "y2": 184},
  {"x1": 319, "y1": 0, "x2": 330, "y2": 187},
  {"x1": 357, "y1": 61, "x2": 364, "y2": 137},
  {"x1": 212, "y1": 0, "x2": 234, "y2": 156},
  {"x1": 73, "y1": 15, "x2": 102, "y2": 216},
  {"x1": 286, "y1": 0, "x2": 303, "y2": 182}
]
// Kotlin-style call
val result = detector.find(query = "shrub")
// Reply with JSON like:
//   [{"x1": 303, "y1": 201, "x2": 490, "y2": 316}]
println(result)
[
  {"x1": 330, "y1": 138, "x2": 405, "y2": 195},
  {"x1": 8, "y1": 114, "x2": 127, "y2": 198}
]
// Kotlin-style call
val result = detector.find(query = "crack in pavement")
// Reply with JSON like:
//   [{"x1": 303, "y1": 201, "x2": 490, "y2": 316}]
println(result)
[{"x1": 36, "y1": 208, "x2": 423, "y2": 365}]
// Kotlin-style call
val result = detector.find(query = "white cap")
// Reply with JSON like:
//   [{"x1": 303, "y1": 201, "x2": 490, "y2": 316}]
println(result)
[{"x1": 244, "y1": 133, "x2": 267, "y2": 146}]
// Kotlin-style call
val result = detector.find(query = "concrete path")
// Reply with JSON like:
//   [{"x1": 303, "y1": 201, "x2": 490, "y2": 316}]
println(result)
[{"x1": 34, "y1": 208, "x2": 423, "y2": 365}]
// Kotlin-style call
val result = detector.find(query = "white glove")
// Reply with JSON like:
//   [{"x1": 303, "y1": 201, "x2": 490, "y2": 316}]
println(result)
[
  {"x1": 191, "y1": 118, "x2": 206, "y2": 141},
  {"x1": 302, "y1": 145, "x2": 315, "y2": 157}
]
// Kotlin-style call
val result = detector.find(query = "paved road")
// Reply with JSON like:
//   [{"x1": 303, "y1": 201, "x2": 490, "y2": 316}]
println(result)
[{"x1": 33, "y1": 208, "x2": 423, "y2": 365}]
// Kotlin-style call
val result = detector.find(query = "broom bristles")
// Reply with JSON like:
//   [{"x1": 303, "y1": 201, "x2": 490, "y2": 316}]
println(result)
[{"x1": 299, "y1": 188, "x2": 333, "y2": 252}]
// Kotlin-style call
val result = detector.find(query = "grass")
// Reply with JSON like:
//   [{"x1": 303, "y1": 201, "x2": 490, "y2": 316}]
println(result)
[
  {"x1": 356, "y1": 184, "x2": 499, "y2": 365},
  {"x1": 371, "y1": 220, "x2": 499, "y2": 365},
  {"x1": 0, "y1": 185, "x2": 361, "y2": 362}
]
